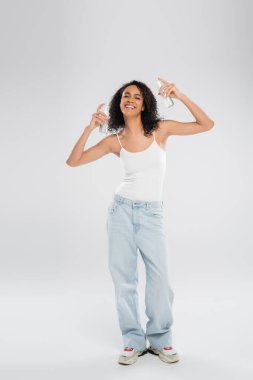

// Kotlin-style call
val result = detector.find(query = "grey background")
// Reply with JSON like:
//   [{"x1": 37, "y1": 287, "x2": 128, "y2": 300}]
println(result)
[{"x1": 1, "y1": 0, "x2": 252, "y2": 378}]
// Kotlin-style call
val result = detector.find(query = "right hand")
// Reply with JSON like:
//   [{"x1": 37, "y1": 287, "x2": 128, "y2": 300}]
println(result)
[{"x1": 89, "y1": 103, "x2": 110, "y2": 130}]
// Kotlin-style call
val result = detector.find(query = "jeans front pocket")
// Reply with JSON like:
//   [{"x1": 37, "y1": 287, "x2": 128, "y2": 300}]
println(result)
[
  {"x1": 146, "y1": 205, "x2": 163, "y2": 217},
  {"x1": 108, "y1": 201, "x2": 118, "y2": 215}
]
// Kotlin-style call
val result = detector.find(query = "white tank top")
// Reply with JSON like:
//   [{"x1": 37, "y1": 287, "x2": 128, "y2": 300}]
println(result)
[{"x1": 114, "y1": 130, "x2": 166, "y2": 201}]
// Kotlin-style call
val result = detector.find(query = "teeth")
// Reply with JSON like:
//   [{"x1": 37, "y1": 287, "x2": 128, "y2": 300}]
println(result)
[{"x1": 125, "y1": 105, "x2": 135, "y2": 108}]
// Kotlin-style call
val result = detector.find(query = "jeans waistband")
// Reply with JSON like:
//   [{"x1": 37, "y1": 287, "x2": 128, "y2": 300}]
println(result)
[{"x1": 113, "y1": 193, "x2": 164, "y2": 208}]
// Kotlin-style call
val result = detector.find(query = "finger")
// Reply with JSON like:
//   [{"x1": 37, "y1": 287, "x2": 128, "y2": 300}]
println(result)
[
  {"x1": 158, "y1": 77, "x2": 171, "y2": 85},
  {"x1": 96, "y1": 114, "x2": 105, "y2": 121},
  {"x1": 159, "y1": 84, "x2": 170, "y2": 94},
  {"x1": 160, "y1": 78, "x2": 171, "y2": 85},
  {"x1": 96, "y1": 114, "x2": 108, "y2": 123},
  {"x1": 164, "y1": 85, "x2": 172, "y2": 92},
  {"x1": 96, "y1": 103, "x2": 106, "y2": 112},
  {"x1": 163, "y1": 84, "x2": 174, "y2": 92},
  {"x1": 97, "y1": 111, "x2": 110, "y2": 118},
  {"x1": 94, "y1": 114, "x2": 104, "y2": 120}
]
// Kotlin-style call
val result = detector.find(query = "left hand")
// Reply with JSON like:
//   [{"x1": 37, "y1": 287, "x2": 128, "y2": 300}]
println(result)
[{"x1": 157, "y1": 77, "x2": 184, "y2": 100}]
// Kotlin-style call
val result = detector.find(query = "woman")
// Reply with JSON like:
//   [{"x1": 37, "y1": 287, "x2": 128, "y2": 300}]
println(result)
[{"x1": 66, "y1": 77, "x2": 214, "y2": 365}]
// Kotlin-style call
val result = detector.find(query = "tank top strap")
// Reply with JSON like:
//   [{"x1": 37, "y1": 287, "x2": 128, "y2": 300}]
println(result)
[{"x1": 116, "y1": 131, "x2": 123, "y2": 149}]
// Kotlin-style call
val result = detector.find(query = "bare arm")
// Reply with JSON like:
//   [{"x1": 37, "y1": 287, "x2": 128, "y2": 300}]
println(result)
[
  {"x1": 162, "y1": 94, "x2": 214, "y2": 136},
  {"x1": 66, "y1": 102, "x2": 111, "y2": 167},
  {"x1": 157, "y1": 77, "x2": 214, "y2": 136},
  {"x1": 66, "y1": 125, "x2": 92, "y2": 166},
  {"x1": 66, "y1": 126, "x2": 112, "y2": 167}
]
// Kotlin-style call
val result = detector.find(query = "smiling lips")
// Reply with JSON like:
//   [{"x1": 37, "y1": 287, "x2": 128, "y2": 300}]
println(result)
[{"x1": 125, "y1": 105, "x2": 136, "y2": 109}]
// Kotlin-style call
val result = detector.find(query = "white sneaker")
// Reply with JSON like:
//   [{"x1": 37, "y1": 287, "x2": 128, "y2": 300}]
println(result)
[
  {"x1": 118, "y1": 347, "x2": 148, "y2": 365},
  {"x1": 148, "y1": 346, "x2": 180, "y2": 363}
]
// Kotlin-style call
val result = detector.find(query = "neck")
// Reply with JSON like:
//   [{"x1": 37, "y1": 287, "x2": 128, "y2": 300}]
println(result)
[{"x1": 123, "y1": 116, "x2": 143, "y2": 136}]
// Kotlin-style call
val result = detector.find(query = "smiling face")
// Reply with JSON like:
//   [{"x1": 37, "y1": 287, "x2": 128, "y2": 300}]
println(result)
[{"x1": 120, "y1": 85, "x2": 145, "y2": 116}]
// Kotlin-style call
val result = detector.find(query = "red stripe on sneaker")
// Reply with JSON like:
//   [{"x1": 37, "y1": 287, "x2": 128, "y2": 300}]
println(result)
[
  {"x1": 124, "y1": 347, "x2": 134, "y2": 351},
  {"x1": 164, "y1": 347, "x2": 173, "y2": 350}
]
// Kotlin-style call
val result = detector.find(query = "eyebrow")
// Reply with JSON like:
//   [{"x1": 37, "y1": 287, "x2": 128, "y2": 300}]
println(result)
[{"x1": 124, "y1": 91, "x2": 142, "y2": 96}]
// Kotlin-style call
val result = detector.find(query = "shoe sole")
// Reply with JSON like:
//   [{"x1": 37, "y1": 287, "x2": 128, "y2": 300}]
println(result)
[
  {"x1": 147, "y1": 348, "x2": 180, "y2": 363},
  {"x1": 118, "y1": 349, "x2": 148, "y2": 365}
]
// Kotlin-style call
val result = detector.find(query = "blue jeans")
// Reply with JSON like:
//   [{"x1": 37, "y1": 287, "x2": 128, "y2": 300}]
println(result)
[{"x1": 106, "y1": 193, "x2": 175, "y2": 350}]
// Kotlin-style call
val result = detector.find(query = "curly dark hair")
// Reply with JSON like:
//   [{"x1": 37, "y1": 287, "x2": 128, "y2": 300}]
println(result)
[{"x1": 107, "y1": 80, "x2": 162, "y2": 137}]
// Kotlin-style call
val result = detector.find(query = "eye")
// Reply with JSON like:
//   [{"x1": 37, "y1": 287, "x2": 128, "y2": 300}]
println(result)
[{"x1": 123, "y1": 94, "x2": 141, "y2": 99}]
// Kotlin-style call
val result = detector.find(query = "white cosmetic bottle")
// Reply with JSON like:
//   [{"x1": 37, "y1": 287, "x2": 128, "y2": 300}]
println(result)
[
  {"x1": 157, "y1": 79, "x2": 174, "y2": 108},
  {"x1": 99, "y1": 104, "x2": 110, "y2": 134}
]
